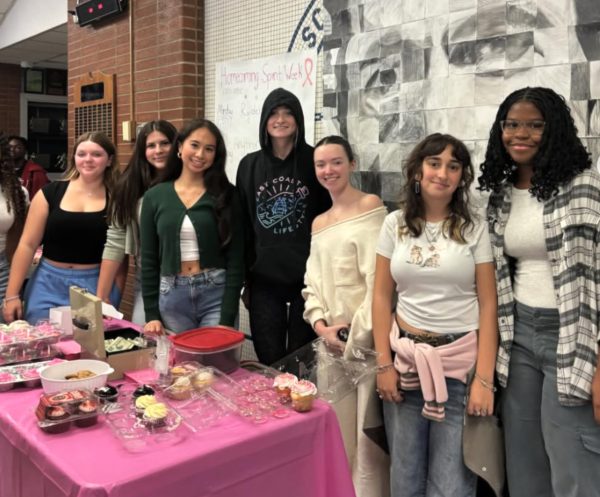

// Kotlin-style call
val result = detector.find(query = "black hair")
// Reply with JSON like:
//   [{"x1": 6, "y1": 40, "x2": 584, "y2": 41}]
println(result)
[
  {"x1": 107, "y1": 120, "x2": 177, "y2": 228},
  {"x1": 314, "y1": 135, "x2": 355, "y2": 162},
  {"x1": 400, "y1": 133, "x2": 475, "y2": 243},
  {"x1": 0, "y1": 134, "x2": 27, "y2": 225},
  {"x1": 7, "y1": 136, "x2": 28, "y2": 151},
  {"x1": 160, "y1": 118, "x2": 234, "y2": 249},
  {"x1": 478, "y1": 87, "x2": 591, "y2": 200}
]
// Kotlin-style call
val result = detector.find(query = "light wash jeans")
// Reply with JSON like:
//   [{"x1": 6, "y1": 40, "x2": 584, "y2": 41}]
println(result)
[
  {"x1": 158, "y1": 268, "x2": 225, "y2": 333},
  {"x1": 384, "y1": 378, "x2": 476, "y2": 497},
  {"x1": 502, "y1": 301, "x2": 600, "y2": 497}
]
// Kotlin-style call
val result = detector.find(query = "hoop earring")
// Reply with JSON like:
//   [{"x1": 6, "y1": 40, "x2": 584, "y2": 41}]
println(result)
[
  {"x1": 414, "y1": 180, "x2": 421, "y2": 195},
  {"x1": 177, "y1": 151, "x2": 182, "y2": 159}
]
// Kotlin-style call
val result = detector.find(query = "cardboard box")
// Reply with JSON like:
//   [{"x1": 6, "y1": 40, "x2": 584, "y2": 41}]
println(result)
[{"x1": 70, "y1": 287, "x2": 155, "y2": 380}]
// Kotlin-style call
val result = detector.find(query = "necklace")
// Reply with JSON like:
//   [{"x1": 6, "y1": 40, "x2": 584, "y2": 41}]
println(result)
[{"x1": 424, "y1": 222, "x2": 442, "y2": 251}]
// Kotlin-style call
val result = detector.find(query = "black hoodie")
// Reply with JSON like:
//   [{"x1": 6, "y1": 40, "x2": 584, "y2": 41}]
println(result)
[{"x1": 236, "y1": 88, "x2": 331, "y2": 286}]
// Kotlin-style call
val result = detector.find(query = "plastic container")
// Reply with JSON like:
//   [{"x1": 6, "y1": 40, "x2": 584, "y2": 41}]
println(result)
[
  {"x1": 0, "y1": 320, "x2": 62, "y2": 366},
  {"x1": 35, "y1": 389, "x2": 100, "y2": 433},
  {"x1": 0, "y1": 359, "x2": 65, "y2": 391},
  {"x1": 39, "y1": 359, "x2": 114, "y2": 393},
  {"x1": 171, "y1": 327, "x2": 245, "y2": 373}
]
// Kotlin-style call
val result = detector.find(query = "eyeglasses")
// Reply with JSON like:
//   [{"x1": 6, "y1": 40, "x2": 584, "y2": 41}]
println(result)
[{"x1": 500, "y1": 120, "x2": 546, "y2": 135}]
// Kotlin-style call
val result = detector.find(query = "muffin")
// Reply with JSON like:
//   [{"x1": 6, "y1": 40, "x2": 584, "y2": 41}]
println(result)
[
  {"x1": 290, "y1": 380, "x2": 317, "y2": 413},
  {"x1": 165, "y1": 376, "x2": 193, "y2": 400},
  {"x1": 192, "y1": 370, "x2": 214, "y2": 391},
  {"x1": 169, "y1": 365, "x2": 189, "y2": 379},
  {"x1": 272, "y1": 373, "x2": 298, "y2": 403},
  {"x1": 134, "y1": 394, "x2": 158, "y2": 417},
  {"x1": 143, "y1": 402, "x2": 169, "y2": 430},
  {"x1": 75, "y1": 399, "x2": 99, "y2": 427}
]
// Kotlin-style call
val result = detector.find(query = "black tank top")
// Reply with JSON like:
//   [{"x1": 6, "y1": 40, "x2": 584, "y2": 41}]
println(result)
[{"x1": 42, "y1": 181, "x2": 108, "y2": 264}]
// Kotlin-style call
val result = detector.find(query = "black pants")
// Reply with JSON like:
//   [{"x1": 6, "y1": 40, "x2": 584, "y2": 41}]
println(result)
[{"x1": 248, "y1": 277, "x2": 315, "y2": 365}]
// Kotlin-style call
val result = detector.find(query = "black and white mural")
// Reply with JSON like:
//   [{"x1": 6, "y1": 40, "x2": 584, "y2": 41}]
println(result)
[{"x1": 320, "y1": 0, "x2": 600, "y2": 201}]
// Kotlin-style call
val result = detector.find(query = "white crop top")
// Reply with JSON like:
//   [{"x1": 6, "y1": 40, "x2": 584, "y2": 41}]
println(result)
[
  {"x1": 376, "y1": 210, "x2": 493, "y2": 334},
  {"x1": 504, "y1": 187, "x2": 557, "y2": 309},
  {"x1": 180, "y1": 215, "x2": 200, "y2": 261}
]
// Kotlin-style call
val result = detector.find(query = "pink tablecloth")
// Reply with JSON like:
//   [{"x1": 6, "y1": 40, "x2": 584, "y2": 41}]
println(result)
[{"x1": 0, "y1": 374, "x2": 356, "y2": 497}]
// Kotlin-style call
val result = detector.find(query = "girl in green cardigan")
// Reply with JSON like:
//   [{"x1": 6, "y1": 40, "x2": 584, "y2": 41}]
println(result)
[{"x1": 140, "y1": 119, "x2": 244, "y2": 334}]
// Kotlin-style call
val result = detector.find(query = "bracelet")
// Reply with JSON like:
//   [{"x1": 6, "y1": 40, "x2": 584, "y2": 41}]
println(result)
[
  {"x1": 376, "y1": 363, "x2": 395, "y2": 374},
  {"x1": 475, "y1": 373, "x2": 497, "y2": 392},
  {"x1": 2, "y1": 295, "x2": 21, "y2": 307}
]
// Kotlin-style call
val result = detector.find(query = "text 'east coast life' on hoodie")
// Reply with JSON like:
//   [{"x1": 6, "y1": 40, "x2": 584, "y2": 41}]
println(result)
[{"x1": 236, "y1": 87, "x2": 331, "y2": 286}]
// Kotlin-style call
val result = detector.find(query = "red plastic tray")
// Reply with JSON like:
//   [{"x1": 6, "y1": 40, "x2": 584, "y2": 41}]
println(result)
[{"x1": 171, "y1": 326, "x2": 245, "y2": 352}]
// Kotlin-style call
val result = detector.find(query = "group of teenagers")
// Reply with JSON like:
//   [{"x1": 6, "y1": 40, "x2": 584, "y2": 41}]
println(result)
[{"x1": 0, "y1": 84, "x2": 599, "y2": 497}]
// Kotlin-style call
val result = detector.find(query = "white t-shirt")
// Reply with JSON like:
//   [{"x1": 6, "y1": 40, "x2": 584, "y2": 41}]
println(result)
[{"x1": 376, "y1": 210, "x2": 493, "y2": 334}]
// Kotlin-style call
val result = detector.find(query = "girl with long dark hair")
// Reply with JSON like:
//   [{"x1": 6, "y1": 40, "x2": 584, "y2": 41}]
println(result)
[
  {"x1": 372, "y1": 133, "x2": 498, "y2": 496},
  {"x1": 97, "y1": 120, "x2": 176, "y2": 324},
  {"x1": 141, "y1": 119, "x2": 244, "y2": 334}
]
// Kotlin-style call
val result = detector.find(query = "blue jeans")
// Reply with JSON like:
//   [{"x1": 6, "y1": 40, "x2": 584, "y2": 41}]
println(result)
[
  {"x1": 24, "y1": 258, "x2": 121, "y2": 325},
  {"x1": 502, "y1": 302, "x2": 600, "y2": 497},
  {"x1": 384, "y1": 378, "x2": 476, "y2": 497},
  {"x1": 158, "y1": 268, "x2": 226, "y2": 333}
]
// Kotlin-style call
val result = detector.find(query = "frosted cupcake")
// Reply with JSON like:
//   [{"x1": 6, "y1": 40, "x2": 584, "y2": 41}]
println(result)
[
  {"x1": 0, "y1": 372, "x2": 16, "y2": 391},
  {"x1": 273, "y1": 373, "x2": 298, "y2": 403},
  {"x1": 134, "y1": 394, "x2": 157, "y2": 417},
  {"x1": 143, "y1": 402, "x2": 169, "y2": 429},
  {"x1": 290, "y1": 380, "x2": 317, "y2": 412},
  {"x1": 165, "y1": 376, "x2": 192, "y2": 400},
  {"x1": 192, "y1": 370, "x2": 214, "y2": 391}
]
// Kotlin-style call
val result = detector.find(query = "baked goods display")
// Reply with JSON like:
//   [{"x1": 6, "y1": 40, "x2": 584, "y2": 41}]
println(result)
[
  {"x1": 0, "y1": 359, "x2": 64, "y2": 392},
  {"x1": 0, "y1": 320, "x2": 63, "y2": 366},
  {"x1": 290, "y1": 380, "x2": 318, "y2": 413},
  {"x1": 164, "y1": 376, "x2": 193, "y2": 400},
  {"x1": 36, "y1": 389, "x2": 100, "y2": 433}
]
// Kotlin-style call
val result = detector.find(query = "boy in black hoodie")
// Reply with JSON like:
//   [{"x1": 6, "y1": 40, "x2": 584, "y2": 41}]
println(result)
[{"x1": 236, "y1": 88, "x2": 331, "y2": 365}]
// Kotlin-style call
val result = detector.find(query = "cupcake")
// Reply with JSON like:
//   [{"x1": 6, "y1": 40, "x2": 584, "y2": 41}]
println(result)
[
  {"x1": 132, "y1": 384, "x2": 155, "y2": 400},
  {"x1": 165, "y1": 376, "x2": 192, "y2": 400},
  {"x1": 75, "y1": 399, "x2": 99, "y2": 427},
  {"x1": 94, "y1": 385, "x2": 119, "y2": 403},
  {"x1": 135, "y1": 394, "x2": 158, "y2": 417},
  {"x1": 169, "y1": 365, "x2": 189, "y2": 379},
  {"x1": 0, "y1": 372, "x2": 16, "y2": 392},
  {"x1": 22, "y1": 369, "x2": 41, "y2": 388},
  {"x1": 290, "y1": 380, "x2": 318, "y2": 413},
  {"x1": 42, "y1": 406, "x2": 71, "y2": 433},
  {"x1": 273, "y1": 373, "x2": 298, "y2": 403},
  {"x1": 192, "y1": 370, "x2": 214, "y2": 391},
  {"x1": 143, "y1": 402, "x2": 169, "y2": 430}
]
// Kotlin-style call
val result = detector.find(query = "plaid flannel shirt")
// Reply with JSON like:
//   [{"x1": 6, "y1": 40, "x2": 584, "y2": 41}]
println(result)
[{"x1": 487, "y1": 169, "x2": 600, "y2": 406}]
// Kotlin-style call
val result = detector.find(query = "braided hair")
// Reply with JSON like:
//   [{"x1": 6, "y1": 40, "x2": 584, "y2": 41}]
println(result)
[
  {"x1": 478, "y1": 87, "x2": 591, "y2": 200},
  {"x1": 0, "y1": 134, "x2": 27, "y2": 225}
]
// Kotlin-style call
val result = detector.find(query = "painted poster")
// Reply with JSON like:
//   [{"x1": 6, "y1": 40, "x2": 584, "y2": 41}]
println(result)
[{"x1": 215, "y1": 50, "x2": 317, "y2": 181}]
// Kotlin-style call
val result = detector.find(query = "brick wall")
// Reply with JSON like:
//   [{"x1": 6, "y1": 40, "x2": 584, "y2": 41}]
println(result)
[
  {"x1": 0, "y1": 63, "x2": 22, "y2": 136},
  {"x1": 67, "y1": 0, "x2": 205, "y2": 318}
]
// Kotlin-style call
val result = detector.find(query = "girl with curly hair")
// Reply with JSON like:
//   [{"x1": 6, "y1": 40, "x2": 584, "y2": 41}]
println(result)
[
  {"x1": 97, "y1": 120, "x2": 176, "y2": 324},
  {"x1": 3, "y1": 132, "x2": 120, "y2": 324},
  {"x1": 372, "y1": 133, "x2": 498, "y2": 496},
  {"x1": 0, "y1": 135, "x2": 28, "y2": 320},
  {"x1": 478, "y1": 86, "x2": 600, "y2": 497},
  {"x1": 141, "y1": 119, "x2": 244, "y2": 335}
]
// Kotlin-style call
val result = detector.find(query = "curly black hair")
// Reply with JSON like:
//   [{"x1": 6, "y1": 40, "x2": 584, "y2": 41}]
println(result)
[{"x1": 478, "y1": 87, "x2": 591, "y2": 200}]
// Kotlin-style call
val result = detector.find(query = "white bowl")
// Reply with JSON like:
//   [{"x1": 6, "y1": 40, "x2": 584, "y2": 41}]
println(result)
[{"x1": 39, "y1": 359, "x2": 114, "y2": 393}]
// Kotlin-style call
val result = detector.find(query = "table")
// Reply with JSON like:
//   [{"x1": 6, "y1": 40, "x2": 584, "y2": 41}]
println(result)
[{"x1": 0, "y1": 374, "x2": 355, "y2": 497}]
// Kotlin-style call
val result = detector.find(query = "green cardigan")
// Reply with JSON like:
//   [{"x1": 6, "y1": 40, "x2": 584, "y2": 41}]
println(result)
[{"x1": 140, "y1": 181, "x2": 244, "y2": 326}]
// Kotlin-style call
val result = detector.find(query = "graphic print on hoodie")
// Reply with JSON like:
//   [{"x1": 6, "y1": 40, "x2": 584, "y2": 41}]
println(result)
[{"x1": 236, "y1": 88, "x2": 331, "y2": 285}]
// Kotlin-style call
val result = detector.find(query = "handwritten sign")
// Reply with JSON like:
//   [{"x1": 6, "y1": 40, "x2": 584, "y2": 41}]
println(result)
[{"x1": 215, "y1": 51, "x2": 317, "y2": 182}]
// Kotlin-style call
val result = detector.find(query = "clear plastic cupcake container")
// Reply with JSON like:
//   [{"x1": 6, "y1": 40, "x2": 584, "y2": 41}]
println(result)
[
  {"x1": 0, "y1": 359, "x2": 64, "y2": 392},
  {"x1": 0, "y1": 320, "x2": 63, "y2": 366},
  {"x1": 35, "y1": 388, "x2": 101, "y2": 434}
]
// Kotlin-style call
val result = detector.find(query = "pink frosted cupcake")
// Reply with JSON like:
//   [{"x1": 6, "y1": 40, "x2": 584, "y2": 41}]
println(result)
[
  {"x1": 290, "y1": 380, "x2": 317, "y2": 412},
  {"x1": 22, "y1": 369, "x2": 41, "y2": 388},
  {"x1": 0, "y1": 372, "x2": 16, "y2": 392},
  {"x1": 272, "y1": 373, "x2": 298, "y2": 403}
]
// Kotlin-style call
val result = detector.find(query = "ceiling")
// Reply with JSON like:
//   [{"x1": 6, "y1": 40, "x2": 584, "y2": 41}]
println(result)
[{"x1": 0, "y1": 0, "x2": 67, "y2": 69}]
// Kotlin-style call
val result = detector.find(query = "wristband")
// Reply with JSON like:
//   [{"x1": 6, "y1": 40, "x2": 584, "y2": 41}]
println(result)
[{"x1": 2, "y1": 295, "x2": 20, "y2": 308}]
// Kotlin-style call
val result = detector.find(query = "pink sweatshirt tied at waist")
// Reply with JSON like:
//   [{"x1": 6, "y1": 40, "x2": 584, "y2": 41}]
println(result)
[{"x1": 389, "y1": 319, "x2": 477, "y2": 421}]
